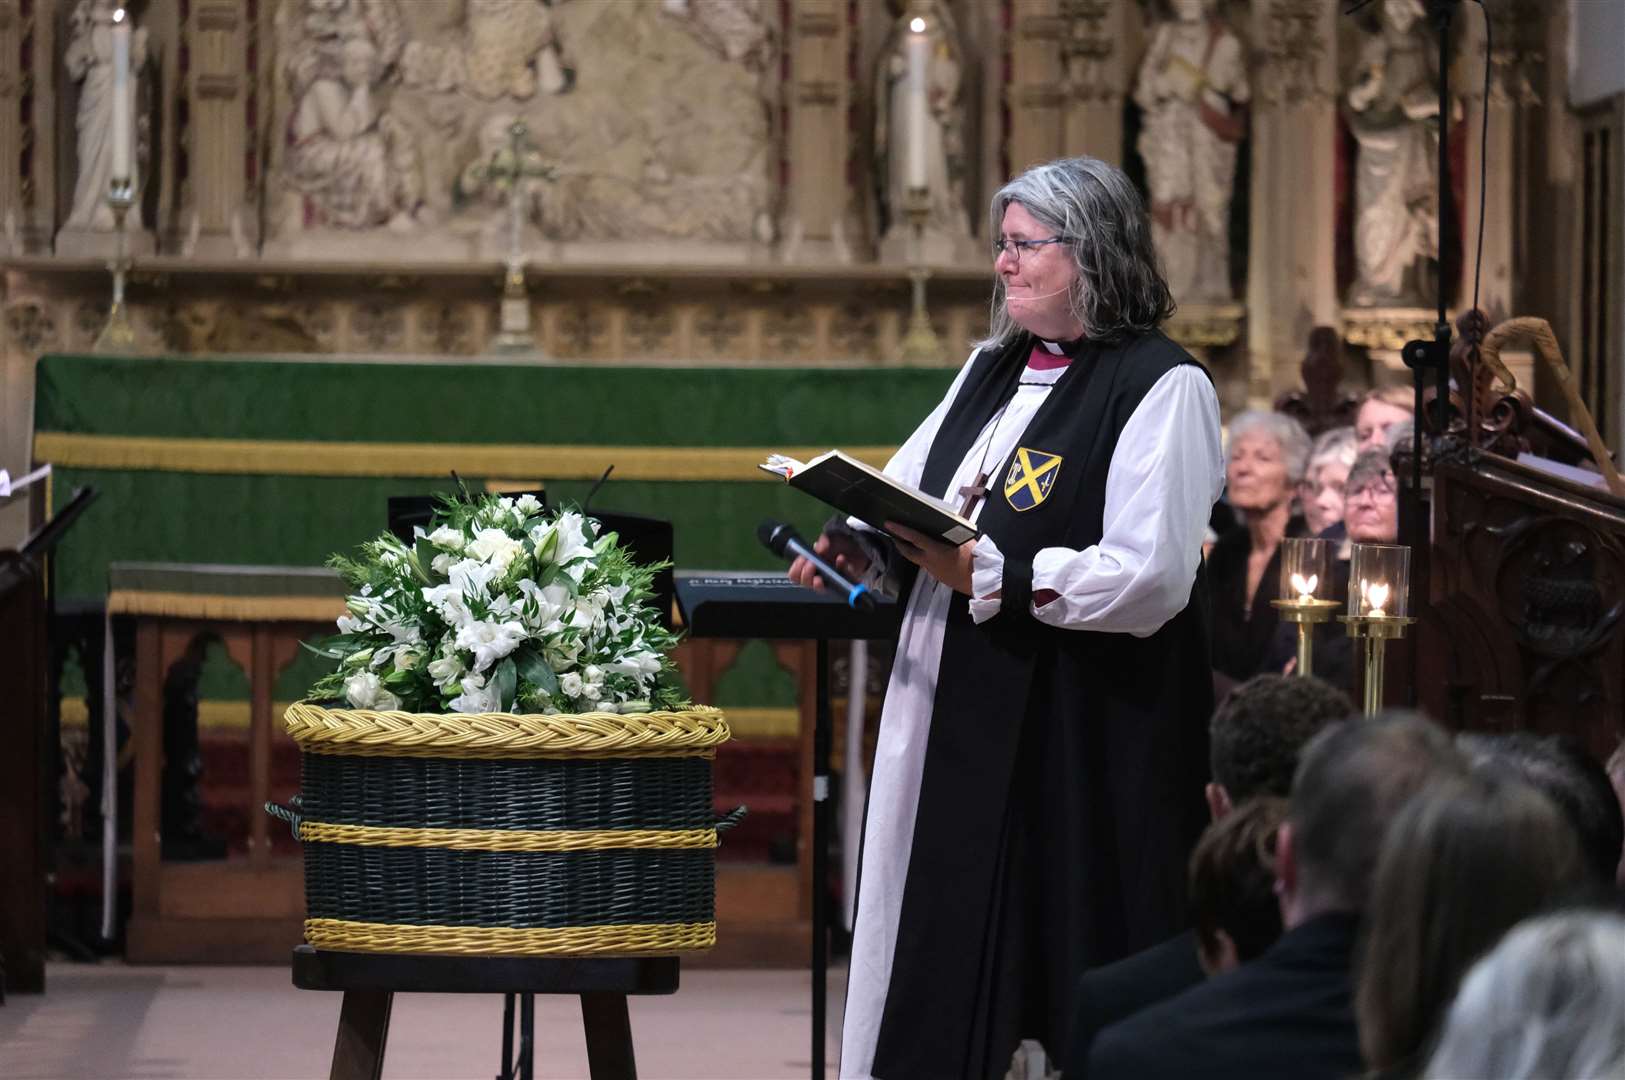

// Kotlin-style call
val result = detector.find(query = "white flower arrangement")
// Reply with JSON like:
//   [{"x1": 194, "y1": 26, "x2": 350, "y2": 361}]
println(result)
[{"x1": 306, "y1": 492, "x2": 684, "y2": 716}]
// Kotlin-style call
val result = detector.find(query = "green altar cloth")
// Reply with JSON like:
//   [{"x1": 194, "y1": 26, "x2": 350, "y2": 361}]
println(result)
[{"x1": 34, "y1": 354, "x2": 957, "y2": 603}]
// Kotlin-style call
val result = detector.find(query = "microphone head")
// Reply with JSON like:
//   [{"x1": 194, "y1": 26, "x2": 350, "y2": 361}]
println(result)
[{"x1": 757, "y1": 519, "x2": 796, "y2": 557}]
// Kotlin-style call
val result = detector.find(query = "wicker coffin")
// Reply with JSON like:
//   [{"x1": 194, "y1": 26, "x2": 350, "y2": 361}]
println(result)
[{"x1": 274, "y1": 702, "x2": 731, "y2": 957}]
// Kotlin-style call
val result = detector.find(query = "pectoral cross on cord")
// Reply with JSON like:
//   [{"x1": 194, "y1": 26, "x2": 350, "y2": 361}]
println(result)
[
  {"x1": 957, "y1": 399, "x2": 1013, "y2": 519},
  {"x1": 957, "y1": 472, "x2": 989, "y2": 517}
]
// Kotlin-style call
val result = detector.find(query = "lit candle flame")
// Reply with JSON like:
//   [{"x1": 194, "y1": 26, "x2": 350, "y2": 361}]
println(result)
[
  {"x1": 1365, "y1": 581, "x2": 1390, "y2": 619},
  {"x1": 1290, "y1": 572, "x2": 1318, "y2": 603}
]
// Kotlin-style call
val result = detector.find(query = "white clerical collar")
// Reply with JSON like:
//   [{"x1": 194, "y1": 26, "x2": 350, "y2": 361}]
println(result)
[{"x1": 1039, "y1": 340, "x2": 1066, "y2": 355}]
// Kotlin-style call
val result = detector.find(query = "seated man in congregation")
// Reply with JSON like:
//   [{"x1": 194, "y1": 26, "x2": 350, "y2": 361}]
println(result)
[
  {"x1": 1086, "y1": 713, "x2": 1466, "y2": 1080},
  {"x1": 1063, "y1": 674, "x2": 1353, "y2": 1075}
]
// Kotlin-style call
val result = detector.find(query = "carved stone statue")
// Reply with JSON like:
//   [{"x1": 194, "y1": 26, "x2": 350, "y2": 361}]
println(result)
[
  {"x1": 661, "y1": 0, "x2": 774, "y2": 71},
  {"x1": 1345, "y1": 0, "x2": 1442, "y2": 307},
  {"x1": 1133, "y1": 0, "x2": 1248, "y2": 304},
  {"x1": 875, "y1": 1, "x2": 969, "y2": 247},
  {"x1": 400, "y1": 0, "x2": 571, "y2": 102},
  {"x1": 283, "y1": 36, "x2": 423, "y2": 231},
  {"x1": 62, "y1": 0, "x2": 150, "y2": 232}
]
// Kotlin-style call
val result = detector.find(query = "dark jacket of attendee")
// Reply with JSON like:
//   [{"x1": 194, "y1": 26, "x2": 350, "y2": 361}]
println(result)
[
  {"x1": 1063, "y1": 930, "x2": 1205, "y2": 1078},
  {"x1": 1087, "y1": 912, "x2": 1362, "y2": 1080},
  {"x1": 1208, "y1": 515, "x2": 1309, "y2": 685}
]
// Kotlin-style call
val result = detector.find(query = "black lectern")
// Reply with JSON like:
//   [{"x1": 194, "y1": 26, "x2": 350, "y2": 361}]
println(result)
[{"x1": 675, "y1": 572, "x2": 900, "y2": 1080}]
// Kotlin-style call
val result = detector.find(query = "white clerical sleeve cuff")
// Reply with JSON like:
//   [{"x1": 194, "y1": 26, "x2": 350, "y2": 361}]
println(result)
[{"x1": 969, "y1": 534, "x2": 1005, "y2": 623}]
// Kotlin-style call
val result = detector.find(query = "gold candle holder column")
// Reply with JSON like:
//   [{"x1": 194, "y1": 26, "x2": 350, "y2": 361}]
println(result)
[
  {"x1": 93, "y1": 177, "x2": 138, "y2": 353},
  {"x1": 898, "y1": 186, "x2": 945, "y2": 366},
  {"x1": 1339, "y1": 543, "x2": 1414, "y2": 716},
  {"x1": 1270, "y1": 537, "x2": 1338, "y2": 678}
]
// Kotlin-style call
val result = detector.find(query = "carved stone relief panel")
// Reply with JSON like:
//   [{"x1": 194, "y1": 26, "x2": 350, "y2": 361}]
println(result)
[{"x1": 265, "y1": 0, "x2": 781, "y2": 262}]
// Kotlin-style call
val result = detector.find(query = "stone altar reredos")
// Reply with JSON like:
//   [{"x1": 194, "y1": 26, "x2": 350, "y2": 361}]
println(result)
[{"x1": 264, "y1": 0, "x2": 777, "y2": 264}]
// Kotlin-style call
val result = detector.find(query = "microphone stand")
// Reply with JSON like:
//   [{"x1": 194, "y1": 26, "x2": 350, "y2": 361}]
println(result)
[{"x1": 1395, "y1": 0, "x2": 1458, "y2": 706}]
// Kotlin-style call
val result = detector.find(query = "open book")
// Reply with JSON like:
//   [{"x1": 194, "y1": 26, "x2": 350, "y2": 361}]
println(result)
[{"x1": 759, "y1": 450, "x2": 979, "y2": 546}]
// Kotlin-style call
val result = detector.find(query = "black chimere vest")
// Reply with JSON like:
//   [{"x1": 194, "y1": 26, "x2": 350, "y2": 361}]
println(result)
[{"x1": 868, "y1": 330, "x2": 1216, "y2": 1079}]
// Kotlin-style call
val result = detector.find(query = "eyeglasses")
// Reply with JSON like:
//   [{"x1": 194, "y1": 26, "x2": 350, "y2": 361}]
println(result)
[
  {"x1": 1345, "y1": 474, "x2": 1397, "y2": 501},
  {"x1": 992, "y1": 236, "x2": 1070, "y2": 262}
]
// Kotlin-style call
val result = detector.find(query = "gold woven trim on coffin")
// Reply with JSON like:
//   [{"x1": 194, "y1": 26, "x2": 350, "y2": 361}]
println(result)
[
  {"x1": 304, "y1": 918, "x2": 716, "y2": 956},
  {"x1": 298, "y1": 821, "x2": 718, "y2": 852},
  {"x1": 284, "y1": 702, "x2": 729, "y2": 759}
]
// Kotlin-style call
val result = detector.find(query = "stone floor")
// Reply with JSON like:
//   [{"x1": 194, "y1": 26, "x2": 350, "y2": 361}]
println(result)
[{"x1": 0, "y1": 961, "x2": 848, "y2": 1079}]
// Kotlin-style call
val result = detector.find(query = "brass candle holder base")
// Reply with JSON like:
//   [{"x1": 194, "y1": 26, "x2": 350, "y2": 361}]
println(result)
[
  {"x1": 94, "y1": 178, "x2": 138, "y2": 354},
  {"x1": 897, "y1": 185, "x2": 944, "y2": 366},
  {"x1": 1340, "y1": 614, "x2": 1416, "y2": 716},
  {"x1": 1271, "y1": 598, "x2": 1340, "y2": 678}
]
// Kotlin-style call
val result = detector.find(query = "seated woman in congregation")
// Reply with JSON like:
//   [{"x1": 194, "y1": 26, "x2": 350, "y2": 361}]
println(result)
[
  {"x1": 1262, "y1": 447, "x2": 1396, "y2": 686},
  {"x1": 1207, "y1": 411, "x2": 1310, "y2": 692},
  {"x1": 1299, "y1": 426, "x2": 1357, "y2": 540},
  {"x1": 1354, "y1": 385, "x2": 1414, "y2": 452}
]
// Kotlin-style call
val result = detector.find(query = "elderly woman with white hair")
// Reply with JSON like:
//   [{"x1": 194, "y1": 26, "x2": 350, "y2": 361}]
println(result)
[
  {"x1": 1425, "y1": 911, "x2": 1625, "y2": 1080},
  {"x1": 786, "y1": 155, "x2": 1224, "y2": 1078},
  {"x1": 1207, "y1": 410, "x2": 1311, "y2": 688}
]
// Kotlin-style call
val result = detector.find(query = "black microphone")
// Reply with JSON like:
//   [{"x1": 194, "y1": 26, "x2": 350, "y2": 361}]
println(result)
[{"x1": 758, "y1": 519, "x2": 875, "y2": 611}]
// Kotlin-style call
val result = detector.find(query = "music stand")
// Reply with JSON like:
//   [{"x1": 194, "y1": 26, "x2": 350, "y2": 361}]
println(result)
[{"x1": 675, "y1": 572, "x2": 900, "y2": 1080}]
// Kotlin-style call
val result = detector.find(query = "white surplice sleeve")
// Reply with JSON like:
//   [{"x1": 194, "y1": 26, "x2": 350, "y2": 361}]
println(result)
[{"x1": 967, "y1": 365, "x2": 1223, "y2": 636}]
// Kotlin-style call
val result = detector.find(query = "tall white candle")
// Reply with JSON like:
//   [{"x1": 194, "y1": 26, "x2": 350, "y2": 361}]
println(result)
[
  {"x1": 111, "y1": 7, "x2": 131, "y2": 182},
  {"x1": 904, "y1": 17, "x2": 929, "y2": 192}
]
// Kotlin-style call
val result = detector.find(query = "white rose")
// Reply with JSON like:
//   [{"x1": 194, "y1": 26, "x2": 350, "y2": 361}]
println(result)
[
  {"x1": 466, "y1": 527, "x2": 524, "y2": 571},
  {"x1": 515, "y1": 493, "x2": 543, "y2": 517},
  {"x1": 455, "y1": 618, "x2": 527, "y2": 673},
  {"x1": 448, "y1": 672, "x2": 502, "y2": 714},
  {"x1": 428, "y1": 525, "x2": 465, "y2": 551},
  {"x1": 431, "y1": 553, "x2": 454, "y2": 575},
  {"x1": 559, "y1": 671, "x2": 584, "y2": 698},
  {"x1": 344, "y1": 671, "x2": 401, "y2": 711}
]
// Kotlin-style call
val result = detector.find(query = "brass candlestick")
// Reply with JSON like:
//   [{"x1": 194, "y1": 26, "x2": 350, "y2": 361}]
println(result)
[
  {"x1": 1273, "y1": 598, "x2": 1341, "y2": 678},
  {"x1": 93, "y1": 177, "x2": 137, "y2": 353},
  {"x1": 1341, "y1": 613, "x2": 1416, "y2": 716},
  {"x1": 1271, "y1": 537, "x2": 1338, "y2": 678},
  {"x1": 898, "y1": 185, "x2": 944, "y2": 365},
  {"x1": 1338, "y1": 543, "x2": 1414, "y2": 716}
]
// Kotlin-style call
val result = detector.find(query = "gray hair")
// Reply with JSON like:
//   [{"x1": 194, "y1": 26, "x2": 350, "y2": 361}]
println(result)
[
  {"x1": 978, "y1": 156, "x2": 1174, "y2": 348},
  {"x1": 1425, "y1": 912, "x2": 1625, "y2": 1080},
  {"x1": 1227, "y1": 411, "x2": 1312, "y2": 485},
  {"x1": 1307, "y1": 426, "x2": 1358, "y2": 478},
  {"x1": 1345, "y1": 448, "x2": 1394, "y2": 496}
]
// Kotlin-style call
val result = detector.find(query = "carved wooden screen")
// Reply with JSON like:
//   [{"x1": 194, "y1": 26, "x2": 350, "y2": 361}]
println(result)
[{"x1": 1419, "y1": 451, "x2": 1625, "y2": 760}]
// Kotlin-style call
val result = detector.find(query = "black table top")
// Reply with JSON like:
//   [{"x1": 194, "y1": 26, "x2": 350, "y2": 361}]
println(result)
[
  {"x1": 290, "y1": 945, "x2": 681, "y2": 996},
  {"x1": 676, "y1": 571, "x2": 902, "y2": 640}
]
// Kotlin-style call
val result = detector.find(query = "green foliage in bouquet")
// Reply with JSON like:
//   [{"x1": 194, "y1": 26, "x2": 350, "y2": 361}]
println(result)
[{"x1": 305, "y1": 492, "x2": 686, "y2": 715}]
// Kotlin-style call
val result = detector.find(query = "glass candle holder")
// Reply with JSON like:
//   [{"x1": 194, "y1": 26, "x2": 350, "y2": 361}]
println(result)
[
  {"x1": 1271, "y1": 537, "x2": 1339, "y2": 678},
  {"x1": 1343, "y1": 543, "x2": 1414, "y2": 714},
  {"x1": 1348, "y1": 543, "x2": 1411, "y2": 620},
  {"x1": 1280, "y1": 537, "x2": 1334, "y2": 605}
]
